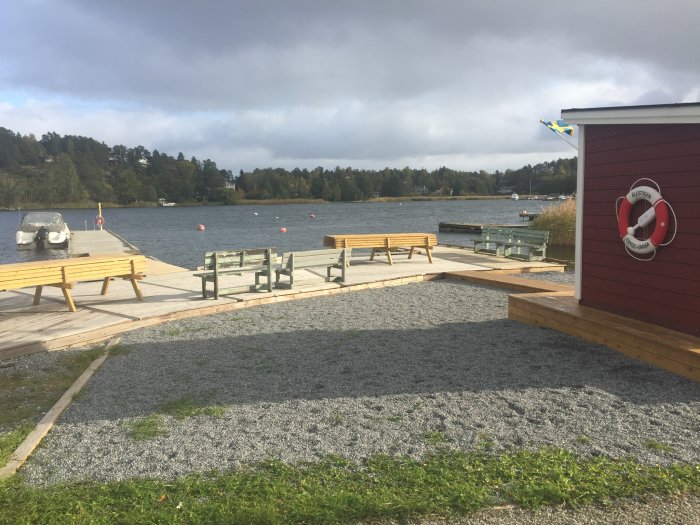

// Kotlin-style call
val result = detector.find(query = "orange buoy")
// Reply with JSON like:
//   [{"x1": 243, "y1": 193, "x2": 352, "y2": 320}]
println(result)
[{"x1": 197, "y1": 224, "x2": 206, "y2": 231}]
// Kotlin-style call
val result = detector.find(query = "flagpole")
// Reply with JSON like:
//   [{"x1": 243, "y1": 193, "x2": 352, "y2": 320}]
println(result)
[{"x1": 553, "y1": 129, "x2": 578, "y2": 151}]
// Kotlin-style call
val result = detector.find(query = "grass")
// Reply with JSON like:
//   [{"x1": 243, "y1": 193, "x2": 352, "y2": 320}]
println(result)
[
  {"x1": 125, "y1": 415, "x2": 168, "y2": 441},
  {"x1": 124, "y1": 396, "x2": 226, "y2": 441},
  {"x1": 0, "y1": 346, "x2": 106, "y2": 468},
  {"x1": 0, "y1": 449, "x2": 697, "y2": 524},
  {"x1": 645, "y1": 439, "x2": 674, "y2": 453},
  {"x1": 532, "y1": 199, "x2": 576, "y2": 247}
]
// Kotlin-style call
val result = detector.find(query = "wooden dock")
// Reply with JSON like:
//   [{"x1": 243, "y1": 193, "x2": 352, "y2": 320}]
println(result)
[
  {"x1": 438, "y1": 222, "x2": 528, "y2": 234},
  {"x1": 69, "y1": 230, "x2": 140, "y2": 257}
]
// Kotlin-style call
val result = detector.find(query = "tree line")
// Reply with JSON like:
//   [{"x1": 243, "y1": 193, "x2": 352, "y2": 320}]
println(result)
[{"x1": 0, "y1": 127, "x2": 576, "y2": 208}]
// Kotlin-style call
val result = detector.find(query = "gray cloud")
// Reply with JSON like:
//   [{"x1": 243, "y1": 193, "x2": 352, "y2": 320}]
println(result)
[{"x1": 1, "y1": 0, "x2": 698, "y2": 171}]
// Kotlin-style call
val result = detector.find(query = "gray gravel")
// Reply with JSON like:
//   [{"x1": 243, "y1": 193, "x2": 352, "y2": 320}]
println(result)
[
  {"x1": 515, "y1": 270, "x2": 575, "y2": 285},
  {"x1": 21, "y1": 278, "x2": 700, "y2": 487}
]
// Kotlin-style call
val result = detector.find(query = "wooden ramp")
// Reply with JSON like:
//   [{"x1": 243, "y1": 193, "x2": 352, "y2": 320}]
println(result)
[{"x1": 509, "y1": 292, "x2": 700, "y2": 383}]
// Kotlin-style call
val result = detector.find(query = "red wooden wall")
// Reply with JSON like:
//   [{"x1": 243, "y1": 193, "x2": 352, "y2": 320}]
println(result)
[{"x1": 581, "y1": 124, "x2": 700, "y2": 336}]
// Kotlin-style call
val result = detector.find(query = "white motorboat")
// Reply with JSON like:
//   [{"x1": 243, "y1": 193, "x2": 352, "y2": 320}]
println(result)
[
  {"x1": 511, "y1": 193, "x2": 519, "y2": 200},
  {"x1": 16, "y1": 212, "x2": 71, "y2": 249}
]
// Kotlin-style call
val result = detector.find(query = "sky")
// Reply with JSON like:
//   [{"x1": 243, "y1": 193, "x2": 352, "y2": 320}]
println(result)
[{"x1": 1, "y1": 0, "x2": 699, "y2": 173}]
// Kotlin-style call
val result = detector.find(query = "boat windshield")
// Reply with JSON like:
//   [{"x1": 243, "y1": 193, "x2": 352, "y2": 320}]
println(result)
[{"x1": 19, "y1": 213, "x2": 67, "y2": 233}]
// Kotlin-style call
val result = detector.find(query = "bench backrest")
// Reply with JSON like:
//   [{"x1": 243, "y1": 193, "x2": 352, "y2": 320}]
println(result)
[
  {"x1": 280, "y1": 248, "x2": 347, "y2": 270},
  {"x1": 0, "y1": 255, "x2": 148, "y2": 291},
  {"x1": 480, "y1": 227, "x2": 516, "y2": 242},
  {"x1": 509, "y1": 229, "x2": 549, "y2": 244},
  {"x1": 323, "y1": 233, "x2": 437, "y2": 249},
  {"x1": 202, "y1": 248, "x2": 274, "y2": 271},
  {"x1": 480, "y1": 227, "x2": 549, "y2": 245}
]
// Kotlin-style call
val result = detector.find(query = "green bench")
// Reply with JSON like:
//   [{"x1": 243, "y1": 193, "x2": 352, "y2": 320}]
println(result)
[
  {"x1": 473, "y1": 227, "x2": 515, "y2": 257},
  {"x1": 193, "y1": 248, "x2": 275, "y2": 299},
  {"x1": 474, "y1": 227, "x2": 549, "y2": 261},
  {"x1": 504, "y1": 229, "x2": 549, "y2": 261},
  {"x1": 275, "y1": 248, "x2": 349, "y2": 289}
]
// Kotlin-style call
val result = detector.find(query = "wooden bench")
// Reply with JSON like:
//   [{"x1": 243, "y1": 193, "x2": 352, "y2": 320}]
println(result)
[
  {"x1": 323, "y1": 233, "x2": 437, "y2": 265},
  {"x1": 0, "y1": 255, "x2": 147, "y2": 312},
  {"x1": 473, "y1": 227, "x2": 549, "y2": 261},
  {"x1": 193, "y1": 248, "x2": 274, "y2": 299},
  {"x1": 275, "y1": 248, "x2": 349, "y2": 289}
]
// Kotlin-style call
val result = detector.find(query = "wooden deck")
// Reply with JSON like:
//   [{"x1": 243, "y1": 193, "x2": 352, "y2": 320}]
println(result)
[
  {"x1": 510, "y1": 292, "x2": 700, "y2": 383},
  {"x1": 0, "y1": 246, "x2": 565, "y2": 360}
]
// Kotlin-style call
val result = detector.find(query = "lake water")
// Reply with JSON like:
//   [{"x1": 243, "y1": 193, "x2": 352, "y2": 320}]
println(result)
[{"x1": 0, "y1": 200, "x2": 566, "y2": 270}]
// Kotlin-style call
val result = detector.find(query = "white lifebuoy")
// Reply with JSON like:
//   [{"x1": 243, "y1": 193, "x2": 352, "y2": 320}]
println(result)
[{"x1": 616, "y1": 185, "x2": 669, "y2": 255}]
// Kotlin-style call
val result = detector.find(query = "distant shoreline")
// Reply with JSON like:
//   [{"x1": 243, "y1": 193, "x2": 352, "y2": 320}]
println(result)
[{"x1": 2, "y1": 195, "x2": 511, "y2": 211}]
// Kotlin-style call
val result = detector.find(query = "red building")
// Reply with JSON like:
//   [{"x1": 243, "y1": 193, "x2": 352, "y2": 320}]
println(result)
[{"x1": 562, "y1": 103, "x2": 700, "y2": 337}]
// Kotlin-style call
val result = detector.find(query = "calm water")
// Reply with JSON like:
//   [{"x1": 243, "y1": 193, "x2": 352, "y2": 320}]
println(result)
[{"x1": 0, "y1": 200, "x2": 563, "y2": 269}]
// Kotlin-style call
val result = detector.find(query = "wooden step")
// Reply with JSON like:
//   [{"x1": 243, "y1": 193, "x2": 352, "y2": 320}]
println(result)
[{"x1": 509, "y1": 292, "x2": 700, "y2": 382}]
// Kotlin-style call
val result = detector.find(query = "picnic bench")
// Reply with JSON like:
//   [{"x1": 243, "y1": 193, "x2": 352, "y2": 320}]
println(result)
[
  {"x1": 323, "y1": 233, "x2": 437, "y2": 265},
  {"x1": 0, "y1": 254, "x2": 147, "y2": 312},
  {"x1": 474, "y1": 227, "x2": 549, "y2": 261},
  {"x1": 275, "y1": 248, "x2": 349, "y2": 289},
  {"x1": 193, "y1": 248, "x2": 275, "y2": 299}
]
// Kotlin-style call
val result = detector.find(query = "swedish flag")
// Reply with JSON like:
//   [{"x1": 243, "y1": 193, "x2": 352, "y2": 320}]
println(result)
[{"x1": 540, "y1": 119, "x2": 575, "y2": 137}]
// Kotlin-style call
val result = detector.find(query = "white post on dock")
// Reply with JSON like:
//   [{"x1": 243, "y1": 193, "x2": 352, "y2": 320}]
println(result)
[{"x1": 98, "y1": 202, "x2": 103, "y2": 231}]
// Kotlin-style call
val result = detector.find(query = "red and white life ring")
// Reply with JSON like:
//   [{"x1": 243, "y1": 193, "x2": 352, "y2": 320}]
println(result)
[
  {"x1": 616, "y1": 185, "x2": 669, "y2": 255},
  {"x1": 94, "y1": 215, "x2": 105, "y2": 226}
]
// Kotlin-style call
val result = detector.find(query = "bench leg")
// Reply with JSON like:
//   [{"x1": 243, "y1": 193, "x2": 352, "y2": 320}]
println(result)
[
  {"x1": 101, "y1": 277, "x2": 111, "y2": 295},
  {"x1": 425, "y1": 246, "x2": 433, "y2": 263},
  {"x1": 408, "y1": 247, "x2": 415, "y2": 259},
  {"x1": 62, "y1": 288, "x2": 77, "y2": 312},
  {"x1": 130, "y1": 278, "x2": 144, "y2": 301},
  {"x1": 386, "y1": 249, "x2": 393, "y2": 265},
  {"x1": 33, "y1": 286, "x2": 43, "y2": 306},
  {"x1": 201, "y1": 278, "x2": 207, "y2": 299}
]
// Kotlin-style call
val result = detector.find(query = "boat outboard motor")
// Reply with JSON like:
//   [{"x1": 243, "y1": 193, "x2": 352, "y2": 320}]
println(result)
[{"x1": 35, "y1": 226, "x2": 49, "y2": 249}]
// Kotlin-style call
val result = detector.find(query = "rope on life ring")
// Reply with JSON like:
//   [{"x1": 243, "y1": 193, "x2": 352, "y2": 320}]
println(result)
[
  {"x1": 615, "y1": 178, "x2": 677, "y2": 261},
  {"x1": 95, "y1": 215, "x2": 105, "y2": 226}
]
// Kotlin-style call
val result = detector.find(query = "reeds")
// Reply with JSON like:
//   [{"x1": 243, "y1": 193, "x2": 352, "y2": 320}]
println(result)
[{"x1": 532, "y1": 199, "x2": 576, "y2": 247}]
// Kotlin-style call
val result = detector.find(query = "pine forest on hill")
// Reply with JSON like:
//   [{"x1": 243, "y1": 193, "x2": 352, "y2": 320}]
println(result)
[{"x1": 0, "y1": 127, "x2": 577, "y2": 208}]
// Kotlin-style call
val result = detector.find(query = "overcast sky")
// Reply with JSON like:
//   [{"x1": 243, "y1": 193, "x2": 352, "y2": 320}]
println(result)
[{"x1": 1, "y1": 1, "x2": 698, "y2": 173}]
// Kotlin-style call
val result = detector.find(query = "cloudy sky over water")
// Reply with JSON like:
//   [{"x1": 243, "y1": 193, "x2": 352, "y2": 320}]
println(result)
[{"x1": 1, "y1": 1, "x2": 698, "y2": 173}]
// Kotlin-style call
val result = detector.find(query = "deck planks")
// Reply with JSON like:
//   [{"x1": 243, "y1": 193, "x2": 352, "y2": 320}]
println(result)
[{"x1": 509, "y1": 292, "x2": 700, "y2": 382}]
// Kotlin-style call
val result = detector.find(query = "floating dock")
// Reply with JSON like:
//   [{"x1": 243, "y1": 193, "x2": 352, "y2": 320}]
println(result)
[{"x1": 438, "y1": 222, "x2": 528, "y2": 234}]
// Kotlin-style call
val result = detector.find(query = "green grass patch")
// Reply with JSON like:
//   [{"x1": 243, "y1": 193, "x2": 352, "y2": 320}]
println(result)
[
  {"x1": 0, "y1": 423, "x2": 34, "y2": 466},
  {"x1": 160, "y1": 396, "x2": 226, "y2": 420},
  {"x1": 644, "y1": 439, "x2": 674, "y2": 453},
  {"x1": 0, "y1": 450, "x2": 697, "y2": 524},
  {"x1": 0, "y1": 346, "x2": 105, "y2": 431},
  {"x1": 124, "y1": 397, "x2": 226, "y2": 442},
  {"x1": 125, "y1": 415, "x2": 168, "y2": 441},
  {"x1": 424, "y1": 430, "x2": 446, "y2": 446}
]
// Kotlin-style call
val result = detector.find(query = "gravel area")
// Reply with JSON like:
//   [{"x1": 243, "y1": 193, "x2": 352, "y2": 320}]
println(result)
[
  {"x1": 20, "y1": 278, "x2": 700, "y2": 487},
  {"x1": 515, "y1": 270, "x2": 575, "y2": 285}
]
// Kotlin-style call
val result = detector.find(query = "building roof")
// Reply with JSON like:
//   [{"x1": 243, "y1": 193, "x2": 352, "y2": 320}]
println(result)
[{"x1": 562, "y1": 102, "x2": 700, "y2": 125}]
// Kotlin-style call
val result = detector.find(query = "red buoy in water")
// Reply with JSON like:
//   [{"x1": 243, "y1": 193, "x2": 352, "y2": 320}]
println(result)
[
  {"x1": 197, "y1": 224, "x2": 206, "y2": 231},
  {"x1": 280, "y1": 227, "x2": 287, "y2": 233}
]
